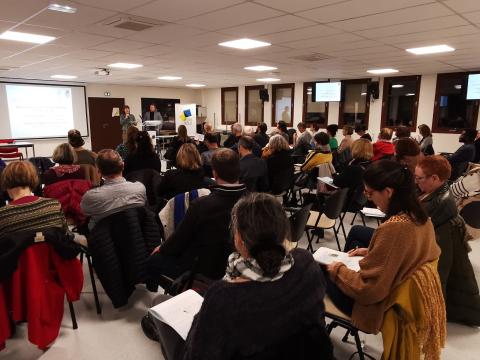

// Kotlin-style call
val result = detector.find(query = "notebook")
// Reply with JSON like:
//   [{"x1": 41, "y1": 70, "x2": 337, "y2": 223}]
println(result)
[
  {"x1": 149, "y1": 290, "x2": 204, "y2": 340},
  {"x1": 313, "y1": 247, "x2": 363, "y2": 272},
  {"x1": 361, "y1": 207, "x2": 386, "y2": 218},
  {"x1": 317, "y1": 176, "x2": 339, "y2": 189}
]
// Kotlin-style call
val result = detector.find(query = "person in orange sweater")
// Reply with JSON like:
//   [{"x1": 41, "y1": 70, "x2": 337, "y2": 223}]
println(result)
[
  {"x1": 372, "y1": 128, "x2": 395, "y2": 161},
  {"x1": 325, "y1": 160, "x2": 441, "y2": 334}
]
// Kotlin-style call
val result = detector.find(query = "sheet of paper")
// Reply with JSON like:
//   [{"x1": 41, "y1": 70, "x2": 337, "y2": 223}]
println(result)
[
  {"x1": 313, "y1": 247, "x2": 363, "y2": 272},
  {"x1": 149, "y1": 290, "x2": 203, "y2": 340},
  {"x1": 361, "y1": 207, "x2": 386, "y2": 218},
  {"x1": 112, "y1": 107, "x2": 119, "y2": 117},
  {"x1": 196, "y1": 133, "x2": 204, "y2": 142},
  {"x1": 317, "y1": 176, "x2": 339, "y2": 189}
]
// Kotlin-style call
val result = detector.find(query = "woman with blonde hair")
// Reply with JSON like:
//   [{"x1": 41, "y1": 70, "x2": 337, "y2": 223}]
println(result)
[
  {"x1": 158, "y1": 143, "x2": 206, "y2": 200},
  {"x1": 265, "y1": 135, "x2": 294, "y2": 195},
  {"x1": 43, "y1": 143, "x2": 85, "y2": 186}
]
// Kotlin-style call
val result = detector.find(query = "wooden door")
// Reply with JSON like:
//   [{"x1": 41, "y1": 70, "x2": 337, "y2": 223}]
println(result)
[{"x1": 88, "y1": 97, "x2": 125, "y2": 152}]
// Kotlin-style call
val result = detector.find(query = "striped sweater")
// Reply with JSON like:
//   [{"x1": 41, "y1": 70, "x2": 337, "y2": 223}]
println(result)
[{"x1": 0, "y1": 197, "x2": 67, "y2": 234}]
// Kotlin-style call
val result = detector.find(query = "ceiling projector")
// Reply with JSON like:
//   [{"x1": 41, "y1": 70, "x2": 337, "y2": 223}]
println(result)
[{"x1": 94, "y1": 68, "x2": 111, "y2": 76}]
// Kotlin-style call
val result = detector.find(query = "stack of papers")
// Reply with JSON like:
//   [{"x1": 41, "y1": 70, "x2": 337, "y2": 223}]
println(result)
[
  {"x1": 313, "y1": 247, "x2": 363, "y2": 272},
  {"x1": 361, "y1": 207, "x2": 386, "y2": 218},
  {"x1": 149, "y1": 290, "x2": 204, "y2": 340}
]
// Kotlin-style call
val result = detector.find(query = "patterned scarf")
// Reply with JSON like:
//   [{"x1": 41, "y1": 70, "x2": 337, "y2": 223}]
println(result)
[{"x1": 223, "y1": 251, "x2": 294, "y2": 282}]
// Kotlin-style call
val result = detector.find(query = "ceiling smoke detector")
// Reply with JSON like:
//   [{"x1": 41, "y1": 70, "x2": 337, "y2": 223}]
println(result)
[{"x1": 94, "y1": 68, "x2": 110, "y2": 76}]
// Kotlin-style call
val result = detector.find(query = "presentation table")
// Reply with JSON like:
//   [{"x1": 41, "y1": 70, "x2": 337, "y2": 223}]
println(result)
[{"x1": 0, "y1": 142, "x2": 35, "y2": 158}]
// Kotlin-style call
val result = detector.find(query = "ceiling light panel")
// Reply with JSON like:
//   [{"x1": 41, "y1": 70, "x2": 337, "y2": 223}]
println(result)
[
  {"x1": 256, "y1": 78, "x2": 280, "y2": 82},
  {"x1": 219, "y1": 38, "x2": 271, "y2": 50},
  {"x1": 367, "y1": 68, "x2": 399, "y2": 74},
  {"x1": 244, "y1": 65, "x2": 278, "y2": 71},
  {"x1": 0, "y1": 31, "x2": 55, "y2": 44},
  {"x1": 108, "y1": 62, "x2": 143, "y2": 69},
  {"x1": 158, "y1": 76, "x2": 182, "y2": 80},
  {"x1": 51, "y1": 74, "x2": 77, "y2": 79},
  {"x1": 186, "y1": 83, "x2": 206, "y2": 87},
  {"x1": 47, "y1": 4, "x2": 77, "y2": 13},
  {"x1": 406, "y1": 44, "x2": 455, "y2": 55}
]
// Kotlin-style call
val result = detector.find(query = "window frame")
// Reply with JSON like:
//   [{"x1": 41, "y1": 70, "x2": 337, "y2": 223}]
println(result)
[
  {"x1": 302, "y1": 82, "x2": 329, "y2": 124},
  {"x1": 221, "y1": 86, "x2": 238, "y2": 125},
  {"x1": 271, "y1": 83, "x2": 295, "y2": 127},
  {"x1": 244, "y1": 85, "x2": 265, "y2": 126},
  {"x1": 432, "y1": 72, "x2": 480, "y2": 134},
  {"x1": 380, "y1": 75, "x2": 421, "y2": 131},
  {"x1": 338, "y1": 78, "x2": 371, "y2": 128}
]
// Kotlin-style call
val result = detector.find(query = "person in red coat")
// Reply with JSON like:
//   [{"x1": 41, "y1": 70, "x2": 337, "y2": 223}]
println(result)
[{"x1": 372, "y1": 127, "x2": 395, "y2": 161}]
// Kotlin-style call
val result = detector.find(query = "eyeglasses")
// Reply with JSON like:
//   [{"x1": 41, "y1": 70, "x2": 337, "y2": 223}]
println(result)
[{"x1": 414, "y1": 175, "x2": 428, "y2": 181}]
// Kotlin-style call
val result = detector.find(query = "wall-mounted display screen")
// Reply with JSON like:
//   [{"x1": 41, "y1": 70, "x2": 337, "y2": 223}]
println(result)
[
  {"x1": 467, "y1": 74, "x2": 480, "y2": 100},
  {"x1": 314, "y1": 82, "x2": 341, "y2": 102}
]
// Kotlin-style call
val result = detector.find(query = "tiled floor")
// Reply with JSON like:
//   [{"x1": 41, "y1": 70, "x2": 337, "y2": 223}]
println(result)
[{"x1": 1, "y1": 213, "x2": 479, "y2": 360}]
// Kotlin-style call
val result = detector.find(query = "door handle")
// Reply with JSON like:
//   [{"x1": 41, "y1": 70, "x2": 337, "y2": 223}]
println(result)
[{"x1": 102, "y1": 123, "x2": 109, "y2": 129}]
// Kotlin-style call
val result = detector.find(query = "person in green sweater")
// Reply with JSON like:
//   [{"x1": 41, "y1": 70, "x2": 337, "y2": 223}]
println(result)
[
  {"x1": 119, "y1": 105, "x2": 137, "y2": 143},
  {"x1": 327, "y1": 124, "x2": 339, "y2": 151}
]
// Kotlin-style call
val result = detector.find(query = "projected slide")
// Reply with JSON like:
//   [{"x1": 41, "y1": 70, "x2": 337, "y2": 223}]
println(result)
[
  {"x1": 467, "y1": 74, "x2": 480, "y2": 100},
  {"x1": 6, "y1": 84, "x2": 75, "y2": 138}
]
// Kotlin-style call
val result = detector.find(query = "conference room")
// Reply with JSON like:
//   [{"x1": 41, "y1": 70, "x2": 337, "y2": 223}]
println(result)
[{"x1": 0, "y1": 0, "x2": 479, "y2": 359}]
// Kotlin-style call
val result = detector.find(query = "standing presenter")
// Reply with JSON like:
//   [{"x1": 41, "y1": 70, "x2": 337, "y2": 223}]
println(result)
[
  {"x1": 143, "y1": 103, "x2": 163, "y2": 129},
  {"x1": 120, "y1": 105, "x2": 137, "y2": 143}
]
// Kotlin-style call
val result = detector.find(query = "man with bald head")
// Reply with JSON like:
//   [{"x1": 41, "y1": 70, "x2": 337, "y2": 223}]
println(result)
[{"x1": 80, "y1": 149, "x2": 146, "y2": 229}]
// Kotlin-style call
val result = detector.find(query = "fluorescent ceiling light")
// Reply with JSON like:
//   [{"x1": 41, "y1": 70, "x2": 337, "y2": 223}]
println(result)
[
  {"x1": 367, "y1": 68, "x2": 399, "y2": 74},
  {"x1": 406, "y1": 44, "x2": 455, "y2": 55},
  {"x1": 405, "y1": 93, "x2": 415, "y2": 96},
  {"x1": 186, "y1": 83, "x2": 206, "y2": 88},
  {"x1": 108, "y1": 63, "x2": 143, "y2": 69},
  {"x1": 51, "y1": 74, "x2": 77, "y2": 79},
  {"x1": 392, "y1": 84, "x2": 404, "y2": 88},
  {"x1": 244, "y1": 65, "x2": 278, "y2": 71},
  {"x1": 256, "y1": 78, "x2": 280, "y2": 82},
  {"x1": 48, "y1": 4, "x2": 77, "y2": 13},
  {"x1": 0, "y1": 30, "x2": 55, "y2": 44},
  {"x1": 158, "y1": 76, "x2": 182, "y2": 80},
  {"x1": 219, "y1": 38, "x2": 271, "y2": 50}
]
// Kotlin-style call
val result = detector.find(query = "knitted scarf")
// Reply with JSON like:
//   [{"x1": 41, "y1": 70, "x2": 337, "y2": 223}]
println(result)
[{"x1": 224, "y1": 252, "x2": 294, "y2": 282}]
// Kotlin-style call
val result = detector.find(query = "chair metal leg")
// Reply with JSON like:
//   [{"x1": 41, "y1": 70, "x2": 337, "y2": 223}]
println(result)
[
  {"x1": 350, "y1": 212, "x2": 358, "y2": 225},
  {"x1": 305, "y1": 229, "x2": 314, "y2": 253},
  {"x1": 353, "y1": 331, "x2": 365, "y2": 360},
  {"x1": 68, "y1": 301, "x2": 78, "y2": 330},
  {"x1": 86, "y1": 254, "x2": 102, "y2": 314},
  {"x1": 333, "y1": 225, "x2": 341, "y2": 251},
  {"x1": 360, "y1": 212, "x2": 366, "y2": 226}
]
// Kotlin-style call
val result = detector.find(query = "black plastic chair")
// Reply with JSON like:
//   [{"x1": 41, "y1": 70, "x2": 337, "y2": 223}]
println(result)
[
  {"x1": 288, "y1": 203, "x2": 313, "y2": 245},
  {"x1": 460, "y1": 201, "x2": 480, "y2": 229},
  {"x1": 79, "y1": 246, "x2": 102, "y2": 315},
  {"x1": 305, "y1": 188, "x2": 349, "y2": 252}
]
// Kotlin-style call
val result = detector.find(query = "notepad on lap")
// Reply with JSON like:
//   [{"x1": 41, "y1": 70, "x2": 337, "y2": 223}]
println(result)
[
  {"x1": 313, "y1": 247, "x2": 363, "y2": 272},
  {"x1": 149, "y1": 289, "x2": 204, "y2": 340},
  {"x1": 317, "y1": 176, "x2": 339, "y2": 189}
]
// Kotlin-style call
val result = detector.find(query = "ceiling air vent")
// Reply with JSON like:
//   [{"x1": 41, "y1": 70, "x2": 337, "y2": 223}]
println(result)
[
  {"x1": 291, "y1": 53, "x2": 331, "y2": 62},
  {"x1": 101, "y1": 15, "x2": 168, "y2": 32}
]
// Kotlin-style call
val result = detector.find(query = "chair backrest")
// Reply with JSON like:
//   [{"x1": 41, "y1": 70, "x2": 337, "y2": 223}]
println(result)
[
  {"x1": 324, "y1": 188, "x2": 350, "y2": 220},
  {"x1": 460, "y1": 201, "x2": 480, "y2": 229},
  {"x1": 289, "y1": 203, "x2": 313, "y2": 243},
  {"x1": 125, "y1": 168, "x2": 162, "y2": 209}
]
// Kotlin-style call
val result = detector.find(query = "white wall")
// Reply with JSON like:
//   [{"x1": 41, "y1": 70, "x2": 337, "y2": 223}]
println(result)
[
  {"x1": 201, "y1": 75, "x2": 480, "y2": 153},
  {"x1": 27, "y1": 84, "x2": 201, "y2": 157}
]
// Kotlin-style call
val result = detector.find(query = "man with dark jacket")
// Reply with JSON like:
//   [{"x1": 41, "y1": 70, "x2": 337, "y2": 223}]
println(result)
[
  {"x1": 447, "y1": 128, "x2": 477, "y2": 180},
  {"x1": 223, "y1": 122, "x2": 242, "y2": 148},
  {"x1": 147, "y1": 148, "x2": 246, "y2": 281},
  {"x1": 239, "y1": 136, "x2": 269, "y2": 192}
]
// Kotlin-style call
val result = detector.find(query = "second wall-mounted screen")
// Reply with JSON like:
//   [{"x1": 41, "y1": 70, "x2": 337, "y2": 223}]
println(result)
[{"x1": 314, "y1": 82, "x2": 341, "y2": 102}]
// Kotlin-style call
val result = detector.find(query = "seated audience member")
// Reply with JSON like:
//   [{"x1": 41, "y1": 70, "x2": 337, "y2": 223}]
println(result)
[
  {"x1": 395, "y1": 137, "x2": 421, "y2": 173},
  {"x1": 325, "y1": 160, "x2": 442, "y2": 336},
  {"x1": 80, "y1": 149, "x2": 146, "y2": 229},
  {"x1": 200, "y1": 133, "x2": 219, "y2": 169},
  {"x1": 333, "y1": 139, "x2": 373, "y2": 211},
  {"x1": 266, "y1": 135, "x2": 294, "y2": 195},
  {"x1": 158, "y1": 143, "x2": 206, "y2": 200},
  {"x1": 293, "y1": 122, "x2": 312, "y2": 158},
  {"x1": 196, "y1": 122, "x2": 219, "y2": 153},
  {"x1": 372, "y1": 127, "x2": 395, "y2": 161},
  {"x1": 417, "y1": 124, "x2": 434, "y2": 155},
  {"x1": 310, "y1": 121, "x2": 321, "y2": 136},
  {"x1": 447, "y1": 128, "x2": 477, "y2": 180},
  {"x1": 124, "y1": 131, "x2": 161, "y2": 174},
  {"x1": 415, "y1": 156, "x2": 480, "y2": 326},
  {"x1": 338, "y1": 125, "x2": 354, "y2": 154},
  {"x1": 232, "y1": 126, "x2": 262, "y2": 157},
  {"x1": 43, "y1": 143, "x2": 85, "y2": 186},
  {"x1": 276, "y1": 120, "x2": 290, "y2": 143},
  {"x1": 474, "y1": 129, "x2": 480, "y2": 163},
  {"x1": 326, "y1": 124, "x2": 339, "y2": 151},
  {"x1": 254, "y1": 122, "x2": 269, "y2": 148},
  {"x1": 300, "y1": 132, "x2": 332, "y2": 173},
  {"x1": 394, "y1": 125, "x2": 411, "y2": 141},
  {"x1": 223, "y1": 123, "x2": 243, "y2": 148},
  {"x1": 147, "y1": 148, "x2": 246, "y2": 281},
  {"x1": 355, "y1": 124, "x2": 372, "y2": 141},
  {"x1": 239, "y1": 136, "x2": 269, "y2": 192},
  {"x1": 180, "y1": 194, "x2": 333, "y2": 360},
  {"x1": 116, "y1": 126, "x2": 138, "y2": 160},
  {"x1": 153, "y1": 193, "x2": 333, "y2": 360},
  {"x1": 165, "y1": 125, "x2": 192, "y2": 166},
  {"x1": 68, "y1": 129, "x2": 97, "y2": 166},
  {"x1": 0, "y1": 161, "x2": 67, "y2": 234}
]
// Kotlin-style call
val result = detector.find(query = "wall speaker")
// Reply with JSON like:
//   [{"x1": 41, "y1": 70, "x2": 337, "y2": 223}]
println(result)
[
  {"x1": 368, "y1": 81, "x2": 380, "y2": 99},
  {"x1": 259, "y1": 88, "x2": 269, "y2": 102}
]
